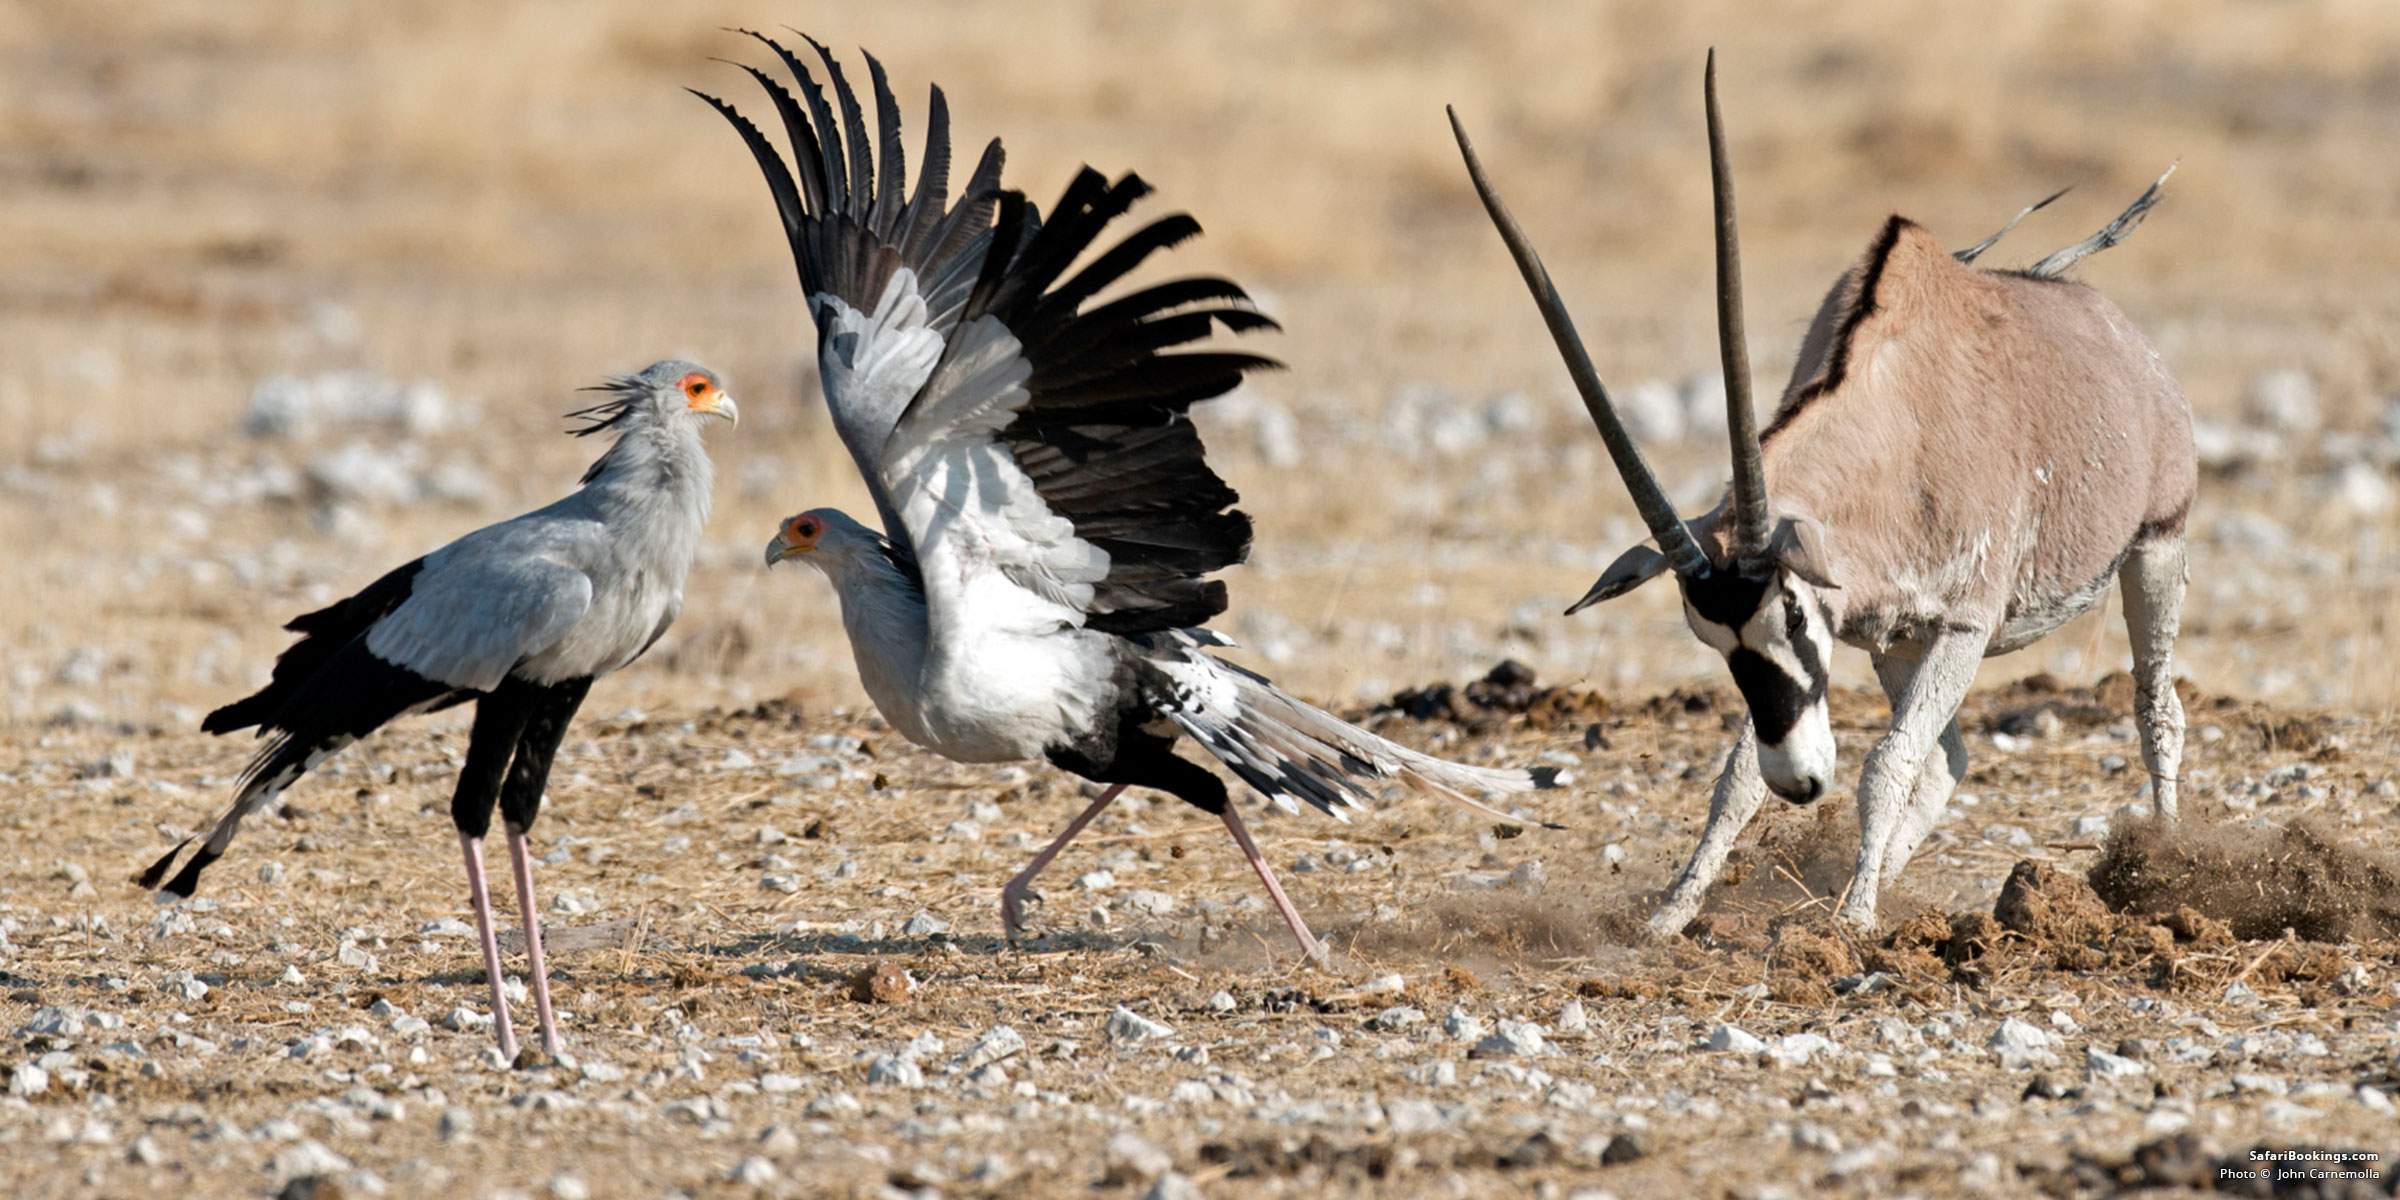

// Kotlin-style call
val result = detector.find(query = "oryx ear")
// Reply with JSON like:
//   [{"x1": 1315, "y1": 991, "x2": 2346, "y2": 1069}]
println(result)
[
  {"x1": 1566, "y1": 543, "x2": 1672, "y2": 614},
  {"x1": 1770, "y1": 516, "x2": 1839, "y2": 590}
]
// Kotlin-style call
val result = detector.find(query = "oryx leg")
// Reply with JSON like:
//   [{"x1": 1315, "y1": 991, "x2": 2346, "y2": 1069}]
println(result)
[
  {"x1": 1869, "y1": 650, "x2": 1970, "y2": 882},
  {"x1": 2119, "y1": 534, "x2": 2187, "y2": 820},
  {"x1": 1837, "y1": 632, "x2": 1983, "y2": 929},
  {"x1": 1644, "y1": 726, "x2": 1767, "y2": 940}
]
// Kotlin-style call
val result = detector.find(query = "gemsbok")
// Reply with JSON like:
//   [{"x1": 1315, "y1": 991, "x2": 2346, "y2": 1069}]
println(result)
[{"x1": 1451, "y1": 54, "x2": 2195, "y2": 934}]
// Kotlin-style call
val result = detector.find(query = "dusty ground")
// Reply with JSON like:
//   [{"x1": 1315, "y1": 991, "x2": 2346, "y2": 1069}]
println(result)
[{"x1": 5, "y1": 2, "x2": 2400, "y2": 1197}]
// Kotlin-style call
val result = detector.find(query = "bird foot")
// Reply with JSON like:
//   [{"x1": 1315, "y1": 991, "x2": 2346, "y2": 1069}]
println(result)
[{"x1": 999, "y1": 887, "x2": 1042, "y2": 947}]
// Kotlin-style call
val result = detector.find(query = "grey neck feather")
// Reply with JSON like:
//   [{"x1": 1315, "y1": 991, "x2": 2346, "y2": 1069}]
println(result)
[
  {"x1": 815, "y1": 545, "x2": 933, "y2": 740},
  {"x1": 579, "y1": 421, "x2": 714, "y2": 526}
]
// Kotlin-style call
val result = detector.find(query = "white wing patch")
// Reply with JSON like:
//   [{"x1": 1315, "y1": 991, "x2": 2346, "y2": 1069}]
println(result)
[
  {"x1": 816, "y1": 269, "x2": 946, "y2": 544},
  {"x1": 883, "y1": 314, "x2": 1112, "y2": 627}
]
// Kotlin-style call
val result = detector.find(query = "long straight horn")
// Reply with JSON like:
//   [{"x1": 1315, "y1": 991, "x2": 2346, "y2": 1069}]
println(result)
[
  {"x1": 1448, "y1": 106, "x2": 1710, "y2": 578},
  {"x1": 1705, "y1": 50, "x2": 1771, "y2": 563}
]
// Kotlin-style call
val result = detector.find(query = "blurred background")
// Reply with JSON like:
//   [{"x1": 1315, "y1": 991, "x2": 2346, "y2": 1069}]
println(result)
[{"x1": 3, "y1": 0, "x2": 2396, "y2": 732}]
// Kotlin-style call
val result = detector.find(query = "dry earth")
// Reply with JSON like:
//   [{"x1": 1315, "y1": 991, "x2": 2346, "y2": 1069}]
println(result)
[{"x1": 5, "y1": 2, "x2": 2400, "y2": 1198}]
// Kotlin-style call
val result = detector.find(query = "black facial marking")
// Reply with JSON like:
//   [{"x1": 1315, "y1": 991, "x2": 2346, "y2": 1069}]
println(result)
[
  {"x1": 1680, "y1": 569, "x2": 1771, "y2": 629},
  {"x1": 1728, "y1": 648, "x2": 1813, "y2": 744}
]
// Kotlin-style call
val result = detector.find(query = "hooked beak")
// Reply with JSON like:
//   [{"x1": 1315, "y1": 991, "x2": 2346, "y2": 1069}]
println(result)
[
  {"x1": 697, "y1": 393, "x2": 739, "y2": 426},
  {"x1": 763, "y1": 531, "x2": 793, "y2": 567}
]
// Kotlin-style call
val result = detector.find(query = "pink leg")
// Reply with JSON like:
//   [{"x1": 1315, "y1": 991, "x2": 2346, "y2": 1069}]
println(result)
[
  {"x1": 504, "y1": 824, "x2": 562, "y2": 1056},
  {"x1": 457, "y1": 831, "x2": 520, "y2": 1061},
  {"x1": 1000, "y1": 784, "x2": 1125, "y2": 944},
  {"x1": 1218, "y1": 802, "x2": 1329, "y2": 967}
]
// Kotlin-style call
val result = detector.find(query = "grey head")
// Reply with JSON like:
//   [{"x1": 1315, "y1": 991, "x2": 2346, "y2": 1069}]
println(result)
[
  {"x1": 1451, "y1": 52, "x2": 1841, "y2": 802},
  {"x1": 568, "y1": 359, "x2": 740, "y2": 437},
  {"x1": 764, "y1": 507, "x2": 876, "y2": 569}
]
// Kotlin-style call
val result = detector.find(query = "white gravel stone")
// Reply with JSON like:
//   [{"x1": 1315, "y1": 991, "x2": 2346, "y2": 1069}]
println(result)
[
  {"x1": 2085, "y1": 1046, "x2": 2148, "y2": 1079},
  {"x1": 952, "y1": 1026, "x2": 1027, "y2": 1073},
  {"x1": 1106, "y1": 1006, "x2": 1175, "y2": 1044},
  {"x1": 729, "y1": 1156, "x2": 779, "y2": 1187},
  {"x1": 1443, "y1": 1007, "x2": 1486, "y2": 1043},
  {"x1": 1107, "y1": 1131, "x2": 1173, "y2": 1179},
  {"x1": 1707, "y1": 1024, "x2": 1767, "y2": 1054},
  {"x1": 1988, "y1": 1018, "x2": 2056, "y2": 1065},
  {"x1": 867, "y1": 1054, "x2": 926, "y2": 1088},
  {"x1": 548, "y1": 1174, "x2": 590, "y2": 1200},
  {"x1": 2244, "y1": 367, "x2": 2320, "y2": 434},
  {"x1": 1472, "y1": 1019, "x2": 1551, "y2": 1058},
  {"x1": 1768, "y1": 1033, "x2": 1836, "y2": 1067},
  {"x1": 270, "y1": 1139, "x2": 353, "y2": 1180},
  {"x1": 1555, "y1": 998, "x2": 1593, "y2": 1036},
  {"x1": 902, "y1": 912, "x2": 949, "y2": 937},
  {"x1": 1144, "y1": 1172, "x2": 1205, "y2": 1200},
  {"x1": 11, "y1": 1062, "x2": 49, "y2": 1096}
]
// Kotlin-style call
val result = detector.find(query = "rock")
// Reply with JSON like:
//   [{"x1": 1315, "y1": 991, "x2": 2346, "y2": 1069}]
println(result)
[
  {"x1": 1707, "y1": 1024, "x2": 1767, "y2": 1054},
  {"x1": 728, "y1": 1157, "x2": 778, "y2": 1187},
  {"x1": 1988, "y1": 1018, "x2": 2056, "y2": 1065},
  {"x1": 1107, "y1": 1131, "x2": 1174, "y2": 1180},
  {"x1": 270, "y1": 1140, "x2": 353, "y2": 1181},
  {"x1": 1106, "y1": 1006, "x2": 1174, "y2": 1044},
  {"x1": 1441, "y1": 1007, "x2": 1485, "y2": 1043},
  {"x1": 1369, "y1": 1006, "x2": 1426, "y2": 1032},
  {"x1": 12, "y1": 1063, "x2": 49, "y2": 1097},
  {"x1": 1619, "y1": 379, "x2": 1686, "y2": 443},
  {"x1": 901, "y1": 912, "x2": 948, "y2": 937},
  {"x1": 1768, "y1": 1033, "x2": 1836, "y2": 1067},
  {"x1": 951, "y1": 1026, "x2": 1026, "y2": 1073},
  {"x1": 866, "y1": 1054, "x2": 924, "y2": 1088},
  {"x1": 438, "y1": 1108, "x2": 472, "y2": 1140},
  {"x1": 1143, "y1": 1172, "x2": 1205, "y2": 1200},
  {"x1": 1601, "y1": 1132, "x2": 1648, "y2": 1165},
  {"x1": 1123, "y1": 889, "x2": 1177, "y2": 916},
  {"x1": 1206, "y1": 991, "x2": 1238, "y2": 1013},
  {"x1": 2324, "y1": 462, "x2": 2395, "y2": 516},
  {"x1": 2085, "y1": 1046, "x2": 2148, "y2": 1080},
  {"x1": 1385, "y1": 1099, "x2": 1449, "y2": 1134},
  {"x1": 306, "y1": 441, "x2": 422, "y2": 506},
  {"x1": 1471, "y1": 1019, "x2": 1551, "y2": 1058},
  {"x1": 548, "y1": 1175, "x2": 590, "y2": 1200},
  {"x1": 2243, "y1": 367, "x2": 2319, "y2": 434},
  {"x1": 848, "y1": 962, "x2": 912, "y2": 1004}
]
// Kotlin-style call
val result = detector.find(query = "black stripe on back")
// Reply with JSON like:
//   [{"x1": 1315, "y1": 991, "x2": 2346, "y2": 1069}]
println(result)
[{"x1": 1762, "y1": 215, "x2": 1911, "y2": 443}]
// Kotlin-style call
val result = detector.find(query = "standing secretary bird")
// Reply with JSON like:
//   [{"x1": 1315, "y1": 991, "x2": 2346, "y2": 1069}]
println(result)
[
  {"x1": 143, "y1": 361, "x2": 736, "y2": 1060},
  {"x1": 1452, "y1": 54, "x2": 2193, "y2": 935},
  {"x1": 698, "y1": 34, "x2": 1558, "y2": 966}
]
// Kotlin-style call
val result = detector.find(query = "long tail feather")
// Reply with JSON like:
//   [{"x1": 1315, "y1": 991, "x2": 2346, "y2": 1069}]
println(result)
[{"x1": 1143, "y1": 637, "x2": 1563, "y2": 827}]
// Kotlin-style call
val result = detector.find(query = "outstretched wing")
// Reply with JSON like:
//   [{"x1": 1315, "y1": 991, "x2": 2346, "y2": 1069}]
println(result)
[
  {"x1": 700, "y1": 37, "x2": 1279, "y2": 636},
  {"x1": 692, "y1": 31, "x2": 1008, "y2": 560}
]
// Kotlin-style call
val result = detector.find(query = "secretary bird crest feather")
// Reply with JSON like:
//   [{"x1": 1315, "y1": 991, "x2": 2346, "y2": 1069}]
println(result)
[
  {"x1": 701, "y1": 34, "x2": 1561, "y2": 966},
  {"x1": 144, "y1": 359, "x2": 734, "y2": 1062}
]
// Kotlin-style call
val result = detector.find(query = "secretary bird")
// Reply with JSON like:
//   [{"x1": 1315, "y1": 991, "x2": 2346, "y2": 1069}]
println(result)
[
  {"x1": 143, "y1": 361, "x2": 736, "y2": 1060},
  {"x1": 1452, "y1": 54, "x2": 2193, "y2": 935},
  {"x1": 698, "y1": 34, "x2": 1558, "y2": 966}
]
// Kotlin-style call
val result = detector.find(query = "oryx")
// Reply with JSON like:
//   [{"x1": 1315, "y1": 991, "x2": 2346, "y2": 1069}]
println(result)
[{"x1": 1451, "y1": 54, "x2": 2195, "y2": 934}]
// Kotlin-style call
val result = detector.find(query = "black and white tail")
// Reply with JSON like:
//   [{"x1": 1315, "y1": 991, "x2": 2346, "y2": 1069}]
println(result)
[
  {"x1": 147, "y1": 603, "x2": 460, "y2": 900},
  {"x1": 1139, "y1": 631, "x2": 1563, "y2": 826},
  {"x1": 138, "y1": 732, "x2": 350, "y2": 900}
]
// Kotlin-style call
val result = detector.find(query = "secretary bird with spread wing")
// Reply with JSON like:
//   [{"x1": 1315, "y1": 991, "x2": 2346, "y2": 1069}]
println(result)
[
  {"x1": 142, "y1": 361, "x2": 736, "y2": 1060},
  {"x1": 698, "y1": 34, "x2": 1559, "y2": 966}
]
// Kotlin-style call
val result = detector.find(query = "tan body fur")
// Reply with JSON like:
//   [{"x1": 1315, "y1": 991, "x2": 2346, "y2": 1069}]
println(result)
[{"x1": 1652, "y1": 217, "x2": 2196, "y2": 935}]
